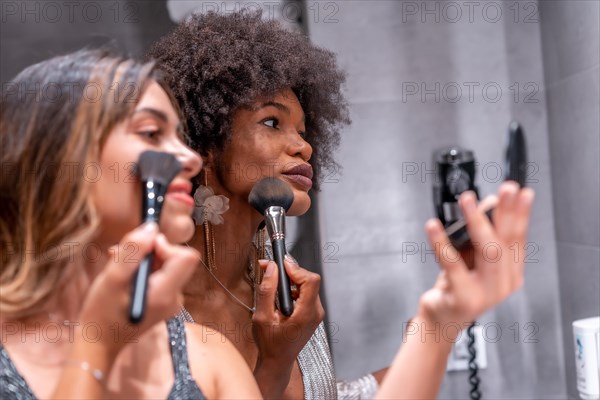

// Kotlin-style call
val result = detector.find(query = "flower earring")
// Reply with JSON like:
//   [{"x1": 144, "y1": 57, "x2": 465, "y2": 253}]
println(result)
[
  {"x1": 192, "y1": 169, "x2": 229, "y2": 271},
  {"x1": 192, "y1": 185, "x2": 230, "y2": 225}
]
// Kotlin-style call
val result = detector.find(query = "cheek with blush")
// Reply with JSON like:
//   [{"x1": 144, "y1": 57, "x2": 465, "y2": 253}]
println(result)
[
  {"x1": 91, "y1": 175, "x2": 143, "y2": 244},
  {"x1": 287, "y1": 190, "x2": 312, "y2": 216}
]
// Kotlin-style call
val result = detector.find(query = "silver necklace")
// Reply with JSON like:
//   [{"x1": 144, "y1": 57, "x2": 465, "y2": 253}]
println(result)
[{"x1": 184, "y1": 243, "x2": 256, "y2": 315}]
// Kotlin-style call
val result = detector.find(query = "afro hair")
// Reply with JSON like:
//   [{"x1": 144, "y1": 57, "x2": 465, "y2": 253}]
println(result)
[{"x1": 146, "y1": 10, "x2": 350, "y2": 188}]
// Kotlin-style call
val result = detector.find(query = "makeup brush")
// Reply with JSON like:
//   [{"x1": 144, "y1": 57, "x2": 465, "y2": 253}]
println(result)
[
  {"x1": 248, "y1": 177, "x2": 295, "y2": 316},
  {"x1": 130, "y1": 150, "x2": 182, "y2": 324}
]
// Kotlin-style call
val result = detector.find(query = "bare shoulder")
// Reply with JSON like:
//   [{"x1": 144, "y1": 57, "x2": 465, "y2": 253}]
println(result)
[
  {"x1": 184, "y1": 323, "x2": 262, "y2": 399},
  {"x1": 184, "y1": 322, "x2": 238, "y2": 361},
  {"x1": 183, "y1": 323, "x2": 235, "y2": 399},
  {"x1": 108, "y1": 323, "x2": 173, "y2": 399}
]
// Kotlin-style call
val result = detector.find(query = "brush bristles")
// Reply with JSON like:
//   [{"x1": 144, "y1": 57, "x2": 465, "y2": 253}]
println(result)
[
  {"x1": 137, "y1": 151, "x2": 182, "y2": 184},
  {"x1": 248, "y1": 177, "x2": 294, "y2": 213}
]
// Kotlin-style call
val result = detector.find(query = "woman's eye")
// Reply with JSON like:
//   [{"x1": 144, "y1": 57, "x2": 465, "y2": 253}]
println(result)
[
  {"x1": 138, "y1": 129, "x2": 162, "y2": 140},
  {"x1": 262, "y1": 117, "x2": 279, "y2": 129}
]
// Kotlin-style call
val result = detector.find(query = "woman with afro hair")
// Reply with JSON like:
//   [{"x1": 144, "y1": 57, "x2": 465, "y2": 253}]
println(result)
[{"x1": 147, "y1": 10, "x2": 534, "y2": 399}]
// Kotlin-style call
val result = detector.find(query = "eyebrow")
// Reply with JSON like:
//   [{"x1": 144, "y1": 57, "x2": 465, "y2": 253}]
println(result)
[
  {"x1": 256, "y1": 101, "x2": 290, "y2": 114},
  {"x1": 133, "y1": 107, "x2": 169, "y2": 123},
  {"x1": 254, "y1": 101, "x2": 306, "y2": 123}
]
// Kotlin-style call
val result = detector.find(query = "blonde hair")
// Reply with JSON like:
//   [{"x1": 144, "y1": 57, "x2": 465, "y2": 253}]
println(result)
[{"x1": 0, "y1": 49, "x2": 174, "y2": 319}]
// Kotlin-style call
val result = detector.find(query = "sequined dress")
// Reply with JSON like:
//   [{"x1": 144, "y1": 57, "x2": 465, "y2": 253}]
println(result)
[
  {"x1": 293, "y1": 319, "x2": 378, "y2": 400},
  {"x1": 266, "y1": 235, "x2": 380, "y2": 399},
  {"x1": 0, "y1": 318, "x2": 205, "y2": 399}
]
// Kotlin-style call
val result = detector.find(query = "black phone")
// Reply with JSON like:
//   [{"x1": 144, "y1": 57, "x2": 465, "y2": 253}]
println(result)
[{"x1": 432, "y1": 121, "x2": 527, "y2": 250}]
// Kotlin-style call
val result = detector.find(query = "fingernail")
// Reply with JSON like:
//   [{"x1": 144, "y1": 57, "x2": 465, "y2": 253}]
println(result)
[
  {"x1": 426, "y1": 218, "x2": 442, "y2": 232},
  {"x1": 264, "y1": 261, "x2": 275, "y2": 277},
  {"x1": 284, "y1": 254, "x2": 298, "y2": 265},
  {"x1": 143, "y1": 221, "x2": 158, "y2": 232},
  {"x1": 506, "y1": 180, "x2": 520, "y2": 193},
  {"x1": 156, "y1": 233, "x2": 168, "y2": 244},
  {"x1": 462, "y1": 192, "x2": 477, "y2": 212},
  {"x1": 522, "y1": 188, "x2": 535, "y2": 206}
]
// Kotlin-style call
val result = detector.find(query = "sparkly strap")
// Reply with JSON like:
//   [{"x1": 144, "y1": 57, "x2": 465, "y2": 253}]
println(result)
[
  {"x1": 336, "y1": 374, "x2": 379, "y2": 399},
  {"x1": 177, "y1": 306, "x2": 195, "y2": 323},
  {"x1": 166, "y1": 318, "x2": 192, "y2": 380},
  {"x1": 0, "y1": 345, "x2": 37, "y2": 399},
  {"x1": 297, "y1": 322, "x2": 338, "y2": 399}
]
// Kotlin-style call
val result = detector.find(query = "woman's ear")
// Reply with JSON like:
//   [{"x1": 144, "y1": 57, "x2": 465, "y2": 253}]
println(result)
[
  {"x1": 197, "y1": 152, "x2": 215, "y2": 187},
  {"x1": 203, "y1": 151, "x2": 215, "y2": 169}
]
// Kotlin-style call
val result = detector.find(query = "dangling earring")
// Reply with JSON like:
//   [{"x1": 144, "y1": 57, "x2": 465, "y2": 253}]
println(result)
[
  {"x1": 249, "y1": 226, "x2": 267, "y2": 287},
  {"x1": 192, "y1": 169, "x2": 229, "y2": 272}
]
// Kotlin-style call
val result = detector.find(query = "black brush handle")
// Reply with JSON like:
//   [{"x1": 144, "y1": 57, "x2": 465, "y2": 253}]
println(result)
[
  {"x1": 130, "y1": 252, "x2": 153, "y2": 323},
  {"x1": 129, "y1": 180, "x2": 165, "y2": 324},
  {"x1": 272, "y1": 239, "x2": 294, "y2": 316}
]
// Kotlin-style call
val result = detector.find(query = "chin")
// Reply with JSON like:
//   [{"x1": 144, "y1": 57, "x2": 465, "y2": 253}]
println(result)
[
  {"x1": 160, "y1": 215, "x2": 195, "y2": 244},
  {"x1": 287, "y1": 191, "x2": 311, "y2": 216}
]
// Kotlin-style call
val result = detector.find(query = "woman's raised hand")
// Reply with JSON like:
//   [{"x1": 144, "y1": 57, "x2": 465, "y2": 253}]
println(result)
[
  {"x1": 419, "y1": 181, "x2": 535, "y2": 330},
  {"x1": 252, "y1": 257, "x2": 324, "y2": 397},
  {"x1": 78, "y1": 222, "x2": 199, "y2": 357}
]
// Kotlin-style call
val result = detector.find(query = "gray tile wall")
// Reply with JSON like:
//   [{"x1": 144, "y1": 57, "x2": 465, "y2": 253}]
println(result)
[
  {"x1": 540, "y1": 1, "x2": 600, "y2": 397},
  {"x1": 307, "y1": 1, "x2": 568, "y2": 398},
  {"x1": 0, "y1": 0, "x2": 175, "y2": 85}
]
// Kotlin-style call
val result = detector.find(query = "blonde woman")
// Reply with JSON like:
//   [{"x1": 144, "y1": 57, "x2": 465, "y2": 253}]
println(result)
[{"x1": 0, "y1": 49, "x2": 261, "y2": 399}]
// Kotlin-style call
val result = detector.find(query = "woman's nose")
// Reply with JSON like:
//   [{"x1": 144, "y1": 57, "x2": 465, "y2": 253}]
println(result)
[
  {"x1": 288, "y1": 133, "x2": 312, "y2": 162},
  {"x1": 172, "y1": 142, "x2": 203, "y2": 178}
]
